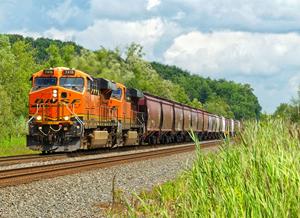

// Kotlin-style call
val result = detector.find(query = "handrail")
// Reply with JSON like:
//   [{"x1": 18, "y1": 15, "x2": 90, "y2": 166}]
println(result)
[
  {"x1": 64, "y1": 103, "x2": 84, "y2": 136},
  {"x1": 27, "y1": 104, "x2": 40, "y2": 125}
]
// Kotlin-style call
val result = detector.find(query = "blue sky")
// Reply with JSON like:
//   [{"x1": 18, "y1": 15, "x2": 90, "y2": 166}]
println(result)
[{"x1": 1, "y1": 0, "x2": 300, "y2": 113}]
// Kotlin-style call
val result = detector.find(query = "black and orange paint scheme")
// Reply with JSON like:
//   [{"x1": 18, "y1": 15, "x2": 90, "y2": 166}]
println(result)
[
  {"x1": 27, "y1": 67, "x2": 241, "y2": 153},
  {"x1": 27, "y1": 67, "x2": 144, "y2": 152}
]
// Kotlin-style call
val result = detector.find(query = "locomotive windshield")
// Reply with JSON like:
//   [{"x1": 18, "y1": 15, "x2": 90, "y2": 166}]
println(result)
[
  {"x1": 33, "y1": 77, "x2": 57, "y2": 90},
  {"x1": 60, "y1": 77, "x2": 84, "y2": 92}
]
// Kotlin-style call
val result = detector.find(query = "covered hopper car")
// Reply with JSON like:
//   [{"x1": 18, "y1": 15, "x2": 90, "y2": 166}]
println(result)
[{"x1": 27, "y1": 67, "x2": 240, "y2": 153}]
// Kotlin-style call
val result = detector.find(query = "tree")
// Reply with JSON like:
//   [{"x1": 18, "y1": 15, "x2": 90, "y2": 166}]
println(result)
[
  {"x1": 0, "y1": 35, "x2": 39, "y2": 118},
  {"x1": 273, "y1": 85, "x2": 300, "y2": 123},
  {"x1": 291, "y1": 85, "x2": 300, "y2": 122},
  {"x1": 0, "y1": 85, "x2": 13, "y2": 139},
  {"x1": 125, "y1": 43, "x2": 145, "y2": 61},
  {"x1": 45, "y1": 44, "x2": 64, "y2": 67},
  {"x1": 0, "y1": 35, "x2": 15, "y2": 86},
  {"x1": 11, "y1": 40, "x2": 39, "y2": 117},
  {"x1": 62, "y1": 44, "x2": 75, "y2": 66},
  {"x1": 188, "y1": 98, "x2": 204, "y2": 109},
  {"x1": 204, "y1": 97, "x2": 234, "y2": 118},
  {"x1": 273, "y1": 103, "x2": 293, "y2": 120}
]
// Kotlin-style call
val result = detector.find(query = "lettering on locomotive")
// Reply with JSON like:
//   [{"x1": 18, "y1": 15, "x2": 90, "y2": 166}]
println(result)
[{"x1": 33, "y1": 98, "x2": 80, "y2": 105}]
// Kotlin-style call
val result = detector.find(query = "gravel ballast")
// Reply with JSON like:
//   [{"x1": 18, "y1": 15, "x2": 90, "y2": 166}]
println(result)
[{"x1": 0, "y1": 150, "x2": 201, "y2": 218}]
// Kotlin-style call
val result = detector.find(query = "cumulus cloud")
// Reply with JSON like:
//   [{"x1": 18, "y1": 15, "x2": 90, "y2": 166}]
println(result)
[
  {"x1": 289, "y1": 73, "x2": 300, "y2": 93},
  {"x1": 172, "y1": 11, "x2": 185, "y2": 20},
  {"x1": 146, "y1": 0, "x2": 161, "y2": 10},
  {"x1": 154, "y1": 0, "x2": 300, "y2": 32},
  {"x1": 75, "y1": 18, "x2": 165, "y2": 56},
  {"x1": 10, "y1": 17, "x2": 177, "y2": 59},
  {"x1": 47, "y1": 0, "x2": 81, "y2": 25},
  {"x1": 164, "y1": 31, "x2": 300, "y2": 77},
  {"x1": 90, "y1": 0, "x2": 146, "y2": 19},
  {"x1": 163, "y1": 30, "x2": 300, "y2": 112},
  {"x1": 9, "y1": 27, "x2": 76, "y2": 41}
]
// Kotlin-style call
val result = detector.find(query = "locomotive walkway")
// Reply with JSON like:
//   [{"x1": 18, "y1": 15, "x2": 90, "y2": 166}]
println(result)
[{"x1": 0, "y1": 140, "x2": 220, "y2": 187}]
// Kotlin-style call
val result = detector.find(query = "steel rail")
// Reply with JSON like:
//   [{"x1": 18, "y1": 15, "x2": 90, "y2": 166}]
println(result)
[
  {"x1": 0, "y1": 140, "x2": 220, "y2": 187},
  {"x1": 0, "y1": 153, "x2": 67, "y2": 167},
  {"x1": 0, "y1": 140, "x2": 220, "y2": 167}
]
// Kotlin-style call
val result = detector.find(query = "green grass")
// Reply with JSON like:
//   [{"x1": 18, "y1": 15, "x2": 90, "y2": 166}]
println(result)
[
  {"x1": 123, "y1": 119, "x2": 300, "y2": 217},
  {"x1": 0, "y1": 136, "x2": 38, "y2": 156}
]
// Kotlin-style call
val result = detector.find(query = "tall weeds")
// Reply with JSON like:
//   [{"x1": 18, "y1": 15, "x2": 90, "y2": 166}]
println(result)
[{"x1": 127, "y1": 119, "x2": 300, "y2": 217}]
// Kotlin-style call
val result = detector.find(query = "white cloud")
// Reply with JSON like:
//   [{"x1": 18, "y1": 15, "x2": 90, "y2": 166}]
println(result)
[
  {"x1": 164, "y1": 30, "x2": 300, "y2": 112},
  {"x1": 43, "y1": 28, "x2": 76, "y2": 41},
  {"x1": 289, "y1": 73, "x2": 300, "y2": 93},
  {"x1": 75, "y1": 18, "x2": 165, "y2": 57},
  {"x1": 146, "y1": 0, "x2": 161, "y2": 10},
  {"x1": 172, "y1": 11, "x2": 185, "y2": 20},
  {"x1": 47, "y1": 0, "x2": 81, "y2": 25},
  {"x1": 9, "y1": 28, "x2": 76, "y2": 42},
  {"x1": 164, "y1": 31, "x2": 300, "y2": 77},
  {"x1": 9, "y1": 17, "x2": 173, "y2": 59},
  {"x1": 153, "y1": 0, "x2": 300, "y2": 33},
  {"x1": 90, "y1": 0, "x2": 145, "y2": 18}
]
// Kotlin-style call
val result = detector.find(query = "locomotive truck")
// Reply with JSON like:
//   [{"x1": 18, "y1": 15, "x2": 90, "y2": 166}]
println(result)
[{"x1": 27, "y1": 67, "x2": 240, "y2": 153}]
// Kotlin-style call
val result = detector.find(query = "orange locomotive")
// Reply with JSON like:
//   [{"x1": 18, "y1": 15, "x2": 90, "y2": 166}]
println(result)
[{"x1": 27, "y1": 67, "x2": 144, "y2": 153}]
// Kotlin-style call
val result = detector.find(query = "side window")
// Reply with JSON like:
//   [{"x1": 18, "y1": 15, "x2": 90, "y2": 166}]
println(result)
[
  {"x1": 87, "y1": 80, "x2": 98, "y2": 95},
  {"x1": 90, "y1": 81, "x2": 97, "y2": 95},
  {"x1": 125, "y1": 89, "x2": 131, "y2": 102},
  {"x1": 111, "y1": 88, "x2": 122, "y2": 100},
  {"x1": 87, "y1": 79, "x2": 91, "y2": 93}
]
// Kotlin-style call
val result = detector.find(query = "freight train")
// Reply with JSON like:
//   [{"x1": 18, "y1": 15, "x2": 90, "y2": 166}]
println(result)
[{"x1": 27, "y1": 67, "x2": 241, "y2": 153}]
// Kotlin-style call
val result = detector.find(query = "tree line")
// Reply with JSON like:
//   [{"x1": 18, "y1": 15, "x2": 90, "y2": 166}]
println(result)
[
  {"x1": 273, "y1": 88, "x2": 300, "y2": 123},
  {"x1": 0, "y1": 34, "x2": 261, "y2": 141}
]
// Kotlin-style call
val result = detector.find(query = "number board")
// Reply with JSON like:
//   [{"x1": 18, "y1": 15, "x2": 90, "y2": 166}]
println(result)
[
  {"x1": 63, "y1": 70, "x2": 75, "y2": 75},
  {"x1": 43, "y1": 69, "x2": 54, "y2": 74}
]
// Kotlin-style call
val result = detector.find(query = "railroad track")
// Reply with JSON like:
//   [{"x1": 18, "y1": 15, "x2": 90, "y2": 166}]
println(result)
[
  {"x1": 0, "y1": 140, "x2": 220, "y2": 167},
  {"x1": 0, "y1": 153, "x2": 67, "y2": 167},
  {"x1": 0, "y1": 140, "x2": 220, "y2": 187}
]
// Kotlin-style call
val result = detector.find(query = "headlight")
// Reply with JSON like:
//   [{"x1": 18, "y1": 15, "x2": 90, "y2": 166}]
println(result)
[
  {"x1": 53, "y1": 89, "x2": 58, "y2": 98},
  {"x1": 63, "y1": 116, "x2": 69, "y2": 121},
  {"x1": 36, "y1": 115, "x2": 42, "y2": 121}
]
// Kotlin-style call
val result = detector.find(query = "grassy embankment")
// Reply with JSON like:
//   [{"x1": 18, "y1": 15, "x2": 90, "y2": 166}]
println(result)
[
  {"x1": 0, "y1": 117, "x2": 38, "y2": 156},
  {"x1": 121, "y1": 119, "x2": 300, "y2": 217},
  {"x1": 0, "y1": 136, "x2": 37, "y2": 156}
]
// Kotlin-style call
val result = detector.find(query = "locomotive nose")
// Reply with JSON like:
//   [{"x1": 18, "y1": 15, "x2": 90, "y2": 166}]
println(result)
[{"x1": 30, "y1": 88, "x2": 71, "y2": 122}]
